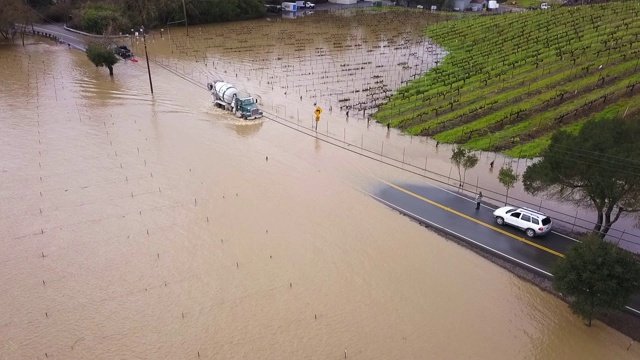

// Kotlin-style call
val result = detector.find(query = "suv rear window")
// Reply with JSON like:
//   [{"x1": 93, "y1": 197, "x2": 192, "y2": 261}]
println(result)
[{"x1": 541, "y1": 217, "x2": 551, "y2": 225}]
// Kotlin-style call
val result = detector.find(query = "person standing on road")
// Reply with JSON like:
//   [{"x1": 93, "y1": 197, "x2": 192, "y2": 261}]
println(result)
[{"x1": 475, "y1": 192, "x2": 483, "y2": 210}]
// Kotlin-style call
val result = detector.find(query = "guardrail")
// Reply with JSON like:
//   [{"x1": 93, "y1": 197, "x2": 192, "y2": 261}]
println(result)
[
  {"x1": 27, "y1": 29, "x2": 62, "y2": 43},
  {"x1": 63, "y1": 25, "x2": 129, "y2": 39},
  {"x1": 24, "y1": 28, "x2": 86, "y2": 51}
]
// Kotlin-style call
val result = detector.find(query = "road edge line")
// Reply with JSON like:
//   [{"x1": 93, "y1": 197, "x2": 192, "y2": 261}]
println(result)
[
  {"x1": 368, "y1": 191, "x2": 640, "y2": 317},
  {"x1": 369, "y1": 193, "x2": 553, "y2": 277},
  {"x1": 382, "y1": 180, "x2": 566, "y2": 258}
]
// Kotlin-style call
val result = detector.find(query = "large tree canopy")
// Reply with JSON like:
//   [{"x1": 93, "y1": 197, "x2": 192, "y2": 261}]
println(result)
[
  {"x1": 552, "y1": 234, "x2": 640, "y2": 326},
  {"x1": 523, "y1": 116, "x2": 640, "y2": 237}
]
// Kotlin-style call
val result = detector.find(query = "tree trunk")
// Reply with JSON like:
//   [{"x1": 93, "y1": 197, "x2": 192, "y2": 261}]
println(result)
[
  {"x1": 600, "y1": 206, "x2": 624, "y2": 238},
  {"x1": 584, "y1": 293, "x2": 594, "y2": 327},
  {"x1": 108, "y1": 65, "x2": 114, "y2": 76},
  {"x1": 593, "y1": 210, "x2": 603, "y2": 233},
  {"x1": 21, "y1": 20, "x2": 25, "y2": 46},
  {"x1": 600, "y1": 209, "x2": 613, "y2": 237}
]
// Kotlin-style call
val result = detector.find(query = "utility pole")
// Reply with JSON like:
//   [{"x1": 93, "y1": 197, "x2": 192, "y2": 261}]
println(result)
[
  {"x1": 182, "y1": 0, "x2": 189, "y2": 36},
  {"x1": 141, "y1": 26, "x2": 154, "y2": 94}
]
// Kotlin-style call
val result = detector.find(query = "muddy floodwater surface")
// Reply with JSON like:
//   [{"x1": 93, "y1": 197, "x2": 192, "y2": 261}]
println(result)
[{"x1": 1, "y1": 10, "x2": 639, "y2": 359}]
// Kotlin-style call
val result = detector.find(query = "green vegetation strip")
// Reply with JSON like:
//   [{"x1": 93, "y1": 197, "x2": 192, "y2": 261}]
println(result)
[
  {"x1": 438, "y1": 61, "x2": 640, "y2": 145},
  {"x1": 374, "y1": 2, "x2": 640, "y2": 157},
  {"x1": 507, "y1": 98, "x2": 640, "y2": 157}
]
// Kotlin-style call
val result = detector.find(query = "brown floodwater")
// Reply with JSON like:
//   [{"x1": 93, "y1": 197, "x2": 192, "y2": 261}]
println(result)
[
  {"x1": 133, "y1": 9, "x2": 640, "y2": 252},
  {"x1": 1, "y1": 10, "x2": 639, "y2": 359}
]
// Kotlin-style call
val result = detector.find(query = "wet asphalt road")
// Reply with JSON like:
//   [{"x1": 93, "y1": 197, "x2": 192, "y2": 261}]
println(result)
[
  {"x1": 30, "y1": 23, "x2": 88, "y2": 50},
  {"x1": 374, "y1": 181, "x2": 640, "y2": 315}
]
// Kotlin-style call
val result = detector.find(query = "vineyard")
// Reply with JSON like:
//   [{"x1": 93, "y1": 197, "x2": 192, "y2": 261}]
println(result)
[{"x1": 374, "y1": 2, "x2": 640, "y2": 158}]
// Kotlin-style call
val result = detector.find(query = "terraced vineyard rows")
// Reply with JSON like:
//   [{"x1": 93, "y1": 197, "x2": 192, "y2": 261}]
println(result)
[{"x1": 374, "y1": 2, "x2": 640, "y2": 158}]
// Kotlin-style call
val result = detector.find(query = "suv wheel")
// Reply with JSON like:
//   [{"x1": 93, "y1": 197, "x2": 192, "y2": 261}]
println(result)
[
  {"x1": 496, "y1": 217, "x2": 504, "y2": 225},
  {"x1": 525, "y1": 228, "x2": 536, "y2": 238}
]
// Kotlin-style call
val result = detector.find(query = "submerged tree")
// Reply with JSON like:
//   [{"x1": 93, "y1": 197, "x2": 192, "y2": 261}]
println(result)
[
  {"x1": 552, "y1": 233, "x2": 640, "y2": 326},
  {"x1": 498, "y1": 165, "x2": 518, "y2": 205},
  {"x1": 523, "y1": 116, "x2": 640, "y2": 237},
  {"x1": 450, "y1": 145, "x2": 478, "y2": 187},
  {"x1": 86, "y1": 42, "x2": 119, "y2": 76}
]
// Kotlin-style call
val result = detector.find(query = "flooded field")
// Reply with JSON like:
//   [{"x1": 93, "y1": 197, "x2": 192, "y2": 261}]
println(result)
[
  {"x1": 1, "y1": 9, "x2": 639, "y2": 359},
  {"x1": 130, "y1": 9, "x2": 640, "y2": 251}
]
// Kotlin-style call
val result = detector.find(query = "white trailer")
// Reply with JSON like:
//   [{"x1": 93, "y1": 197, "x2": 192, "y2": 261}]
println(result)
[{"x1": 282, "y1": 2, "x2": 297, "y2": 11}]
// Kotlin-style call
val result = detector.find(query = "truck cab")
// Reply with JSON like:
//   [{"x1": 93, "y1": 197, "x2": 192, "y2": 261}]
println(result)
[
  {"x1": 234, "y1": 97, "x2": 263, "y2": 120},
  {"x1": 296, "y1": 1, "x2": 315, "y2": 9}
]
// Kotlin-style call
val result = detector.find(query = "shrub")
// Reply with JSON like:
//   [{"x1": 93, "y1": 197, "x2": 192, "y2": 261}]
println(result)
[
  {"x1": 41, "y1": 5, "x2": 72, "y2": 23},
  {"x1": 71, "y1": 2, "x2": 130, "y2": 35}
]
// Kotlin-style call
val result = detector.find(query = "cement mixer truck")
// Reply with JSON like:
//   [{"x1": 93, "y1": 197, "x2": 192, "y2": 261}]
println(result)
[{"x1": 206, "y1": 81, "x2": 263, "y2": 120}]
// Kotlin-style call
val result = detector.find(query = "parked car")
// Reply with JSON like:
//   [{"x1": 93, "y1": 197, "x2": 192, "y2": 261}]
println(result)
[
  {"x1": 296, "y1": 1, "x2": 315, "y2": 9},
  {"x1": 493, "y1": 206, "x2": 552, "y2": 237},
  {"x1": 540, "y1": 2, "x2": 550, "y2": 9},
  {"x1": 113, "y1": 45, "x2": 133, "y2": 59}
]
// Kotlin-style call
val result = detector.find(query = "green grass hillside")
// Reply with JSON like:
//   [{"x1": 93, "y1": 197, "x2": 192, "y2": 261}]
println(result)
[{"x1": 374, "y1": 2, "x2": 640, "y2": 158}]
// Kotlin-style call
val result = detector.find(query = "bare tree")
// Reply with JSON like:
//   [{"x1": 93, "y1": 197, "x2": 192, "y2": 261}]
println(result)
[
  {"x1": 0, "y1": 0, "x2": 30, "y2": 40},
  {"x1": 498, "y1": 165, "x2": 519, "y2": 205},
  {"x1": 450, "y1": 145, "x2": 479, "y2": 187}
]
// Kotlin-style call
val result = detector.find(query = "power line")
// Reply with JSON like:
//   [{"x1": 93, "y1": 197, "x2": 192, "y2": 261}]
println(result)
[
  {"x1": 539, "y1": 148, "x2": 640, "y2": 178},
  {"x1": 551, "y1": 142, "x2": 640, "y2": 168}
]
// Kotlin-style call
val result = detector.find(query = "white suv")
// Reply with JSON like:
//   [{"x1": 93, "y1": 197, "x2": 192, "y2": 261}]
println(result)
[{"x1": 493, "y1": 206, "x2": 552, "y2": 237}]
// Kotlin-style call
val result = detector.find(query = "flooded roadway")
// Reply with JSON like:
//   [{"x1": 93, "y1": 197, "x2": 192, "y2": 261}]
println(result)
[{"x1": 1, "y1": 10, "x2": 639, "y2": 359}]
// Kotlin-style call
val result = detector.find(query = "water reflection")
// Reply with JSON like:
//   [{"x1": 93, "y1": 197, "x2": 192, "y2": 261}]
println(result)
[{"x1": 229, "y1": 121, "x2": 263, "y2": 138}]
